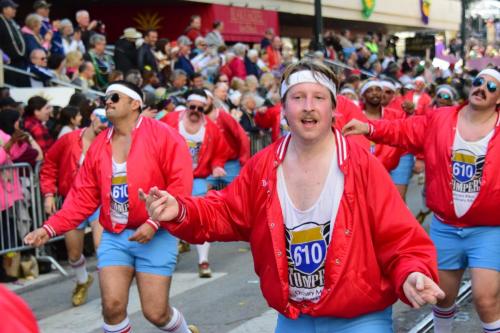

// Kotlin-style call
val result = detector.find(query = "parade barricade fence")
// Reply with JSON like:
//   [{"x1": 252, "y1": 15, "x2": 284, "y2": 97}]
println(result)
[
  {"x1": 0, "y1": 162, "x2": 67, "y2": 276},
  {"x1": 250, "y1": 131, "x2": 272, "y2": 156}
]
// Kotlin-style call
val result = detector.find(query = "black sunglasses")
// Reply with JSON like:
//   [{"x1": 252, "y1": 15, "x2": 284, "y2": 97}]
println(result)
[
  {"x1": 105, "y1": 93, "x2": 120, "y2": 103},
  {"x1": 437, "y1": 93, "x2": 451, "y2": 100},
  {"x1": 472, "y1": 77, "x2": 497, "y2": 93},
  {"x1": 188, "y1": 104, "x2": 205, "y2": 113}
]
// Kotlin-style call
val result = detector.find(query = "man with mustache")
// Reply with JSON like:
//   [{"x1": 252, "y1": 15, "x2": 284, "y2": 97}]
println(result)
[
  {"x1": 162, "y1": 89, "x2": 230, "y2": 278},
  {"x1": 143, "y1": 60, "x2": 443, "y2": 332},
  {"x1": 343, "y1": 68, "x2": 500, "y2": 333}
]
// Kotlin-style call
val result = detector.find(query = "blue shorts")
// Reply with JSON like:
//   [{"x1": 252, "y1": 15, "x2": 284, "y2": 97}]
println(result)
[
  {"x1": 430, "y1": 215, "x2": 500, "y2": 271},
  {"x1": 206, "y1": 160, "x2": 242, "y2": 190},
  {"x1": 76, "y1": 208, "x2": 100, "y2": 230},
  {"x1": 97, "y1": 229, "x2": 178, "y2": 276},
  {"x1": 275, "y1": 307, "x2": 392, "y2": 333},
  {"x1": 390, "y1": 154, "x2": 415, "y2": 185},
  {"x1": 193, "y1": 178, "x2": 209, "y2": 197}
]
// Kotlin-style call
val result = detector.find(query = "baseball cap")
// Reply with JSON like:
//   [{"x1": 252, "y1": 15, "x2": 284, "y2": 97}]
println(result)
[
  {"x1": 33, "y1": 0, "x2": 51, "y2": 10},
  {"x1": 0, "y1": 0, "x2": 19, "y2": 9}
]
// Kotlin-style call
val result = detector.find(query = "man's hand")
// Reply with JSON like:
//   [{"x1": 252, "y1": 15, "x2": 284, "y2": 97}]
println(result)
[
  {"x1": 212, "y1": 167, "x2": 226, "y2": 178},
  {"x1": 128, "y1": 222, "x2": 156, "y2": 244},
  {"x1": 402, "y1": 100, "x2": 415, "y2": 115},
  {"x1": 139, "y1": 187, "x2": 180, "y2": 222},
  {"x1": 342, "y1": 119, "x2": 371, "y2": 136},
  {"x1": 44, "y1": 196, "x2": 57, "y2": 216},
  {"x1": 403, "y1": 272, "x2": 445, "y2": 309},
  {"x1": 24, "y1": 228, "x2": 50, "y2": 247}
]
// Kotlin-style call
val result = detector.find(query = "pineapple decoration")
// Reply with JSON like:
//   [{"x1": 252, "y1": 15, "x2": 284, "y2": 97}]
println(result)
[
  {"x1": 133, "y1": 11, "x2": 164, "y2": 32},
  {"x1": 361, "y1": 0, "x2": 376, "y2": 19}
]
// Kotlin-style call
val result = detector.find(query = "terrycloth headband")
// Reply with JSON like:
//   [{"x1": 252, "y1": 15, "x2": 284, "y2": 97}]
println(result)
[
  {"x1": 478, "y1": 68, "x2": 500, "y2": 82},
  {"x1": 106, "y1": 84, "x2": 143, "y2": 106},
  {"x1": 187, "y1": 94, "x2": 208, "y2": 104},
  {"x1": 280, "y1": 70, "x2": 337, "y2": 103},
  {"x1": 360, "y1": 80, "x2": 382, "y2": 96},
  {"x1": 436, "y1": 86, "x2": 454, "y2": 98},
  {"x1": 380, "y1": 81, "x2": 396, "y2": 92},
  {"x1": 340, "y1": 87, "x2": 357, "y2": 96}
]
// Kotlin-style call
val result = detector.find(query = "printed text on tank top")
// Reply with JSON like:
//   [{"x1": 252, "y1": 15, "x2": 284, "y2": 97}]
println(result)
[{"x1": 278, "y1": 142, "x2": 344, "y2": 303}]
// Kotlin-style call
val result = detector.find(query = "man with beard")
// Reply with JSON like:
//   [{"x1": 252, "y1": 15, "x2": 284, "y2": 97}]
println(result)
[
  {"x1": 343, "y1": 68, "x2": 500, "y2": 333},
  {"x1": 162, "y1": 89, "x2": 230, "y2": 278},
  {"x1": 360, "y1": 80, "x2": 404, "y2": 171},
  {"x1": 25, "y1": 81, "x2": 198, "y2": 333},
  {"x1": 40, "y1": 108, "x2": 109, "y2": 307}
]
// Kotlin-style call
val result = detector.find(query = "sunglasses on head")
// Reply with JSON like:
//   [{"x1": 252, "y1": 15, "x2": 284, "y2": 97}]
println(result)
[
  {"x1": 472, "y1": 77, "x2": 497, "y2": 93},
  {"x1": 437, "y1": 93, "x2": 451, "y2": 100},
  {"x1": 188, "y1": 104, "x2": 205, "y2": 113},
  {"x1": 105, "y1": 93, "x2": 120, "y2": 103}
]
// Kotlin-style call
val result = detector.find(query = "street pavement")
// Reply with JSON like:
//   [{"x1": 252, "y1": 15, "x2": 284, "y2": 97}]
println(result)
[{"x1": 8, "y1": 175, "x2": 482, "y2": 332}]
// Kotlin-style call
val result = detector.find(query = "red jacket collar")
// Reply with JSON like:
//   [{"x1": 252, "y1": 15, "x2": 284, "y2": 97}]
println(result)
[
  {"x1": 105, "y1": 116, "x2": 144, "y2": 142},
  {"x1": 274, "y1": 128, "x2": 349, "y2": 168}
]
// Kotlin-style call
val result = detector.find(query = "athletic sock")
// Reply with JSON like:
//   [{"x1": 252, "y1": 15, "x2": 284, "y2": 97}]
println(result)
[
  {"x1": 69, "y1": 254, "x2": 88, "y2": 284},
  {"x1": 432, "y1": 304, "x2": 456, "y2": 333},
  {"x1": 196, "y1": 242, "x2": 210, "y2": 264},
  {"x1": 103, "y1": 317, "x2": 131, "y2": 333},
  {"x1": 482, "y1": 318, "x2": 500, "y2": 333},
  {"x1": 158, "y1": 307, "x2": 190, "y2": 332}
]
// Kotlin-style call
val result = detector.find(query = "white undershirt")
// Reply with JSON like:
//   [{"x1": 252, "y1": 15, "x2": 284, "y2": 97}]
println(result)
[
  {"x1": 179, "y1": 120, "x2": 205, "y2": 169},
  {"x1": 110, "y1": 159, "x2": 129, "y2": 227},
  {"x1": 277, "y1": 148, "x2": 344, "y2": 303},
  {"x1": 452, "y1": 129, "x2": 493, "y2": 217}
]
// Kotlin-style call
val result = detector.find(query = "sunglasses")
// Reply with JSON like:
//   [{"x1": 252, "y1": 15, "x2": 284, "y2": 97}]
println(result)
[
  {"x1": 96, "y1": 114, "x2": 111, "y2": 126},
  {"x1": 437, "y1": 93, "x2": 451, "y2": 100},
  {"x1": 188, "y1": 104, "x2": 205, "y2": 113},
  {"x1": 105, "y1": 93, "x2": 120, "y2": 103},
  {"x1": 472, "y1": 77, "x2": 497, "y2": 93}
]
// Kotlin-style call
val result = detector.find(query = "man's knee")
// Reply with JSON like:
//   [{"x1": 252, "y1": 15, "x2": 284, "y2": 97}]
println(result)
[
  {"x1": 474, "y1": 292, "x2": 499, "y2": 314},
  {"x1": 102, "y1": 298, "x2": 127, "y2": 323},
  {"x1": 143, "y1": 308, "x2": 171, "y2": 327}
]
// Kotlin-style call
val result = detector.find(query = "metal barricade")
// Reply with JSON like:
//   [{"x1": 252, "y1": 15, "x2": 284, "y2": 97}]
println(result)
[
  {"x1": 250, "y1": 131, "x2": 272, "y2": 156},
  {"x1": 32, "y1": 161, "x2": 68, "y2": 276},
  {"x1": 0, "y1": 163, "x2": 38, "y2": 255}
]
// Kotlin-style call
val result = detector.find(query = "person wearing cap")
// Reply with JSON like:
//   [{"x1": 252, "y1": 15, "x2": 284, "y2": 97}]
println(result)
[
  {"x1": 161, "y1": 89, "x2": 230, "y2": 278},
  {"x1": 403, "y1": 76, "x2": 432, "y2": 116},
  {"x1": 359, "y1": 79, "x2": 405, "y2": 171},
  {"x1": 25, "y1": 81, "x2": 198, "y2": 333},
  {"x1": 33, "y1": 0, "x2": 52, "y2": 38},
  {"x1": 113, "y1": 27, "x2": 141, "y2": 73},
  {"x1": 142, "y1": 59, "x2": 442, "y2": 332},
  {"x1": 343, "y1": 68, "x2": 500, "y2": 333},
  {"x1": 175, "y1": 35, "x2": 195, "y2": 77},
  {"x1": 40, "y1": 108, "x2": 109, "y2": 307},
  {"x1": 0, "y1": 0, "x2": 29, "y2": 87}
]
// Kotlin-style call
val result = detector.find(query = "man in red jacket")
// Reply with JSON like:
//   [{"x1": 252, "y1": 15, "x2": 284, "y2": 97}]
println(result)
[
  {"x1": 162, "y1": 89, "x2": 230, "y2": 278},
  {"x1": 25, "y1": 81, "x2": 198, "y2": 333},
  {"x1": 403, "y1": 76, "x2": 432, "y2": 116},
  {"x1": 343, "y1": 68, "x2": 500, "y2": 333},
  {"x1": 40, "y1": 108, "x2": 109, "y2": 307},
  {"x1": 142, "y1": 60, "x2": 443, "y2": 332}
]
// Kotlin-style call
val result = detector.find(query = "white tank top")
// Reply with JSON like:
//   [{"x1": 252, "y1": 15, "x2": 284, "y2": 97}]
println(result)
[
  {"x1": 277, "y1": 148, "x2": 344, "y2": 303},
  {"x1": 179, "y1": 120, "x2": 205, "y2": 169},
  {"x1": 452, "y1": 128, "x2": 494, "y2": 217},
  {"x1": 110, "y1": 159, "x2": 129, "y2": 229}
]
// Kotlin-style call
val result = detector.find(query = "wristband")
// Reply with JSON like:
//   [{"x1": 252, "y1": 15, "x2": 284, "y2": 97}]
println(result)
[
  {"x1": 145, "y1": 218, "x2": 160, "y2": 231},
  {"x1": 42, "y1": 224, "x2": 56, "y2": 238}
]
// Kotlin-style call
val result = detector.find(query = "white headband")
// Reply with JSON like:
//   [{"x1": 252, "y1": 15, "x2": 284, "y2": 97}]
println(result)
[
  {"x1": 204, "y1": 89, "x2": 214, "y2": 99},
  {"x1": 436, "y1": 87, "x2": 454, "y2": 98},
  {"x1": 281, "y1": 70, "x2": 337, "y2": 103},
  {"x1": 106, "y1": 84, "x2": 143, "y2": 106},
  {"x1": 478, "y1": 68, "x2": 500, "y2": 82},
  {"x1": 187, "y1": 94, "x2": 208, "y2": 104},
  {"x1": 360, "y1": 80, "x2": 382, "y2": 96},
  {"x1": 380, "y1": 81, "x2": 396, "y2": 91},
  {"x1": 414, "y1": 76, "x2": 425, "y2": 84},
  {"x1": 340, "y1": 87, "x2": 357, "y2": 96}
]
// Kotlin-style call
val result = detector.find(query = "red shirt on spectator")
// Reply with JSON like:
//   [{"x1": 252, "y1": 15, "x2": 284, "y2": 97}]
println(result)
[
  {"x1": 212, "y1": 109, "x2": 250, "y2": 166},
  {"x1": 23, "y1": 116, "x2": 54, "y2": 154},
  {"x1": 266, "y1": 45, "x2": 282, "y2": 70},
  {"x1": 228, "y1": 57, "x2": 247, "y2": 80},
  {"x1": 185, "y1": 27, "x2": 202, "y2": 43}
]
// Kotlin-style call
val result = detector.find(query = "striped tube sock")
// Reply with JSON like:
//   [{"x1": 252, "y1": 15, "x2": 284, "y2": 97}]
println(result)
[
  {"x1": 432, "y1": 304, "x2": 457, "y2": 333},
  {"x1": 482, "y1": 318, "x2": 500, "y2": 333},
  {"x1": 158, "y1": 307, "x2": 190, "y2": 333},
  {"x1": 103, "y1": 317, "x2": 131, "y2": 333},
  {"x1": 69, "y1": 254, "x2": 88, "y2": 284}
]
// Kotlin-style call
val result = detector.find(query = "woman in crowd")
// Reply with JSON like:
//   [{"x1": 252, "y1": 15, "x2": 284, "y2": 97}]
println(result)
[
  {"x1": 56, "y1": 106, "x2": 82, "y2": 139},
  {"x1": 23, "y1": 96, "x2": 54, "y2": 154},
  {"x1": 22, "y1": 14, "x2": 51, "y2": 55}
]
